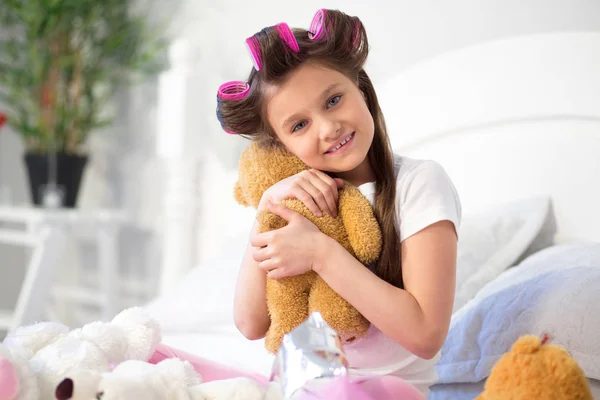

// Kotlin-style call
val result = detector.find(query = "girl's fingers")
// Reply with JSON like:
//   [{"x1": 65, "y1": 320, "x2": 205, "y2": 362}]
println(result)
[
  {"x1": 290, "y1": 186, "x2": 322, "y2": 217},
  {"x1": 310, "y1": 169, "x2": 341, "y2": 202},
  {"x1": 250, "y1": 231, "x2": 273, "y2": 248},
  {"x1": 258, "y1": 258, "x2": 278, "y2": 272},
  {"x1": 252, "y1": 246, "x2": 272, "y2": 263},
  {"x1": 267, "y1": 268, "x2": 287, "y2": 280},
  {"x1": 298, "y1": 179, "x2": 332, "y2": 217},
  {"x1": 307, "y1": 172, "x2": 338, "y2": 217}
]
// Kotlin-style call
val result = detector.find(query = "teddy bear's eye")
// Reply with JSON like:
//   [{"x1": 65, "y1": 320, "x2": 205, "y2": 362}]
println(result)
[{"x1": 96, "y1": 391, "x2": 104, "y2": 400}]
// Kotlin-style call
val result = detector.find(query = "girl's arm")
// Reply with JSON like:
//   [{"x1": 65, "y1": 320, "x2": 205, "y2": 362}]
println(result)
[
  {"x1": 233, "y1": 212, "x2": 270, "y2": 340},
  {"x1": 234, "y1": 170, "x2": 343, "y2": 340},
  {"x1": 313, "y1": 220, "x2": 458, "y2": 360}
]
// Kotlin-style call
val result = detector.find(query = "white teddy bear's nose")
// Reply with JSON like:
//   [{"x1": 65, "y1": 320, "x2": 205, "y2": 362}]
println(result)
[{"x1": 55, "y1": 378, "x2": 74, "y2": 400}]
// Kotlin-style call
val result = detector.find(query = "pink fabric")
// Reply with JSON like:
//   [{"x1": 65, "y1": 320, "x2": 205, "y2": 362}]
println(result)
[
  {"x1": 149, "y1": 343, "x2": 425, "y2": 399},
  {"x1": 0, "y1": 355, "x2": 19, "y2": 400},
  {"x1": 296, "y1": 376, "x2": 425, "y2": 399},
  {"x1": 296, "y1": 377, "x2": 373, "y2": 400},
  {"x1": 148, "y1": 343, "x2": 269, "y2": 386},
  {"x1": 353, "y1": 376, "x2": 426, "y2": 399}
]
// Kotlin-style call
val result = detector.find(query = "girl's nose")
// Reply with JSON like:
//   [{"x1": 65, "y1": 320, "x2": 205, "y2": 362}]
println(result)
[{"x1": 318, "y1": 117, "x2": 342, "y2": 141}]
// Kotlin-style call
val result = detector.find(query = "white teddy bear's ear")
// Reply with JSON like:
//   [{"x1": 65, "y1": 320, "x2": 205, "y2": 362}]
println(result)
[
  {"x1": 0, "y1": 351, "x2": 19, "y2": 400},
  {"x1": 3, "y1": 321, "x2": 69, "y2": 355},
  {"x1": 0, "y1": 344, "x2": 39, "y2": 400},
  {"x1": 110, "y1": 307, "x2": 162, "y2": 360}
]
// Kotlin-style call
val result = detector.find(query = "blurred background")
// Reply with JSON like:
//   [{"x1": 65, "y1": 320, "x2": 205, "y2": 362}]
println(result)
[{"x1": 1, "y1": 0, "x2": 599, "y2": 334}]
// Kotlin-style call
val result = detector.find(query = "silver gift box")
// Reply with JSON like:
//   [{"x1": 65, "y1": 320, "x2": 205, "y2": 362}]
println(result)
[{"x1": 269, "y1": 311, "x2": 349, "y2": 399}]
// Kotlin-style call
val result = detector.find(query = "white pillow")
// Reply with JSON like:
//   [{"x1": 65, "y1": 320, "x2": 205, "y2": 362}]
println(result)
[
  {"x1": 453, "y1": 196, "x2": 554, "y2": 312},
  {"x1": 145, "y1": 230, "x2": 249, "y2": 332},
  {"x1": 437, "y1": 243, "x2": 600, "y2": 384}
]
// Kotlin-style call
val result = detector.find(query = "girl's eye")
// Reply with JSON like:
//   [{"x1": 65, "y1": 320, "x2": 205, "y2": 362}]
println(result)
[
  {"x1": 327, "y1": 95, "x2": 341, "y2": 108},
  {"x1": 292, "y1": 121, "x2": 307, "y2": 132}
]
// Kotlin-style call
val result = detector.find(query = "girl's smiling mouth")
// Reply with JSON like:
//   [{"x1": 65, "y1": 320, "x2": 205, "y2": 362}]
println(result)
[{"x1": 325, "y1": 132, "x2": 355, "y2": 154}]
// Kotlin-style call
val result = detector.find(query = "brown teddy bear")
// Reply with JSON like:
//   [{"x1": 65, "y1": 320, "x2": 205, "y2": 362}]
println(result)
[
  {"x1": 476, "y1": 334, "x2": 593, "y2": 400},
  {"x1": 234, "y1": 141, "x2": 383, "y2": 354}
]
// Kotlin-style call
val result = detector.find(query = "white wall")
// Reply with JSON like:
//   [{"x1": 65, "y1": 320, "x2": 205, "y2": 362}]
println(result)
[{"x1": 1, "y1": 1, "x2": 599, "y2": 311}]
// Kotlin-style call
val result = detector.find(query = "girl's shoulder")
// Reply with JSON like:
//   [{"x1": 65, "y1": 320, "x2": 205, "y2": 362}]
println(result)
[
  {"x1": 393, "y1": 154, "x2": 462, "y2": 241},
  {"x1": 393, "y1": 155, "x2": 450, "y2": 187}
]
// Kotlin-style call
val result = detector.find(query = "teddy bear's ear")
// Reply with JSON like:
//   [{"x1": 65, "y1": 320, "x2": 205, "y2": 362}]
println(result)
[
  {"x1": 0, "y1": 354, "x2": 19, "y2": 400},
  {"x1": 234, "y1": 181, "x2": 248, "y2": 206},
  {"x1": 55, "y1": 378, "x2": 74, "y2": 400}
]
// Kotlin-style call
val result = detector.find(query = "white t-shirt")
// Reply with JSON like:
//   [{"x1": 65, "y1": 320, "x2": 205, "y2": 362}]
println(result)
[{"x1": 343, "y1": 154, "x2": 462, "y2": 395}]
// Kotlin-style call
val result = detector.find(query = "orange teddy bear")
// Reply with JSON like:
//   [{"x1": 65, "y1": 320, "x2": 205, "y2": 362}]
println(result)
[
  {"x1": 476, "y1": 334, "x2": 593, "y2": 400},
  {"x1": 234, "y1": 141, "x2": 382, "y2": 354}
]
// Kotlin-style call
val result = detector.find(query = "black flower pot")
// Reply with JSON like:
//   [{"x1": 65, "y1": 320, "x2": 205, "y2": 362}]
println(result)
[{"x1": 24, "y1": 152, "x2": 88, "y2": 208}]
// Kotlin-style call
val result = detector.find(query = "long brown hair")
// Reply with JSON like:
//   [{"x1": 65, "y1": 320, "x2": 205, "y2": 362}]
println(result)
[{"x1": 217, "y1": 10, "x2": 402, "y2": 288}]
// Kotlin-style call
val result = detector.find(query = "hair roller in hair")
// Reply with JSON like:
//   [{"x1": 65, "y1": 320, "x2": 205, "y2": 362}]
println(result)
[
  {"x1": 308, "y1": 9, "x2": 326, "y2": 40},
  {"x1": 353, "y1": 19, "x2": 361, "y2": 48},
  {"x1": 216, "y1": 81, "x2": 250, "y2": 134},
  {"x1": 274, "y1": 22, "x2": 299, "y2": 52},
  {"x1": 245, "y1": 22, "x2": 299, "y2": 71},
  {"x1": 245, "y1": 35, "x2": 262, "y2": 71},
  {"x1": 218, "y1": 81, "x2": 250, "y2": 100}
]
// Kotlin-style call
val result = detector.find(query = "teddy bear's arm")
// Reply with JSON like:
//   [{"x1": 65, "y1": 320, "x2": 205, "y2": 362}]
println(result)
[{"x1": 338, "y1": 186, "x2": 383, "y2": 266}]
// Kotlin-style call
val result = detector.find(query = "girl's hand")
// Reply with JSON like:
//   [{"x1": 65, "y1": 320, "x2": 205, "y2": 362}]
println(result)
[
  {"x1": 251, "y1": 202, "x2": 327, "y2": 279},
  {"x1": 260, "y1": 169, "x2": 344, "y2": 218}
]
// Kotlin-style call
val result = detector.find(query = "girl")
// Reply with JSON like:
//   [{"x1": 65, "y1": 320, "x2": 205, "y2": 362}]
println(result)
[{"x1": 216, "y1": 8, "x2": 461, "y2": 397}]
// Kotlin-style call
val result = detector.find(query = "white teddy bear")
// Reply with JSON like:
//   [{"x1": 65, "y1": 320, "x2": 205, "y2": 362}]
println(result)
[
  {"x1": 55, "y1": 358, "x2": 282, "y2": 400},
  {"x1": 1, "y1": 307, "x2": 283, "y2": 400},
  {"x1": 0, "y1": 307, "x2": 161, "y2": 400}
]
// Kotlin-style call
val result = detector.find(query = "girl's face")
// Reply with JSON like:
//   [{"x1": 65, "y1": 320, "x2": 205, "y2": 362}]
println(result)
[{"x1": 265, "y1": 62, "x2": 375, "y2": 184}]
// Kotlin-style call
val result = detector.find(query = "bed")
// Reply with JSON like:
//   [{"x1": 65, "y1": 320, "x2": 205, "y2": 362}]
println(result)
[{"x1": 146, "y1": 31, "x2": 600, "y2": 399}]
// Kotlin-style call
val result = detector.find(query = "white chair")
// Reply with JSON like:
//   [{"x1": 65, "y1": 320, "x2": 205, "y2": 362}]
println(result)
[{"x1": 0, "y1": 225, "x2": 66, "y2": 332}]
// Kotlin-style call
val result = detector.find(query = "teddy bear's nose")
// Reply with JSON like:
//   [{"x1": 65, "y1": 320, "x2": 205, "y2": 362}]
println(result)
[{"x1": 55, "y1": 378, "x2": 74, "y2": 400}]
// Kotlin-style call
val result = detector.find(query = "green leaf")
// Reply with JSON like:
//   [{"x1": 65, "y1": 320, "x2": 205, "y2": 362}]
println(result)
[{"x1": 0, "y1": 0, "x2": 174, "y2": 152}]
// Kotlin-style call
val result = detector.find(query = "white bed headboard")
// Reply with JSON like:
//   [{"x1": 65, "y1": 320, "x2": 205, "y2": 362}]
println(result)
[{"x1": 375, "y1": 32, "x2": 600, "y2": 244}]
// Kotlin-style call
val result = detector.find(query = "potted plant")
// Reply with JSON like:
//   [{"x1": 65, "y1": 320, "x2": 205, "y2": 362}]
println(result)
[{"x1": 0, "y1": 0, "x2": 168, "y2": 207}]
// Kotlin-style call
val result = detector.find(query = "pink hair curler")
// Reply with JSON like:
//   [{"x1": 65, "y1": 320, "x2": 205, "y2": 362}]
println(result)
[
  {"x1": 308, "y1": 9, "x2": 326, "y2": 40},
  {"x1": 216, "y1": 81, "x2": 250, "y2": 135},
  {"x1": 217, "y1": 81, "x2": 250, "y2": 101},
  {"x1": 353, "y1": 20, "x2": 361, "y2": 48},
  {"x1": 245, "y1": 35, "x2": 262, "y2": 71},
  {"x1": 274, "y1": 22, "x2": 299, "y2": 52},
  {"x1": 245, "y1": 22, "x2": 299, "y2": 70}
]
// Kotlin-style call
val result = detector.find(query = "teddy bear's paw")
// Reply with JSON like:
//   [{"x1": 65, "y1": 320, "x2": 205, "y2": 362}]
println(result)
[
  {"x1": 110, "y1": 307, "x2": 162, "y2": 360},
  {"x1": 264, "y1": 332, "x2": 283, "y2": 355},
  {"x1": 80, "y1": 323, "x2": 128, "y2": 363},
  {"x1": 155, "y1": 358, "x2": 202, "y2": 387}
]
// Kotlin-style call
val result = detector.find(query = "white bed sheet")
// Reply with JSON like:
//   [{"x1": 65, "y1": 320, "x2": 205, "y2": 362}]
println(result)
[
  {"x1": 161, "y1": 329, "x2": 275, "y2": 377},
  {"x1": 429, "y1": 378, "x2": 600, "y2": 399}
]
